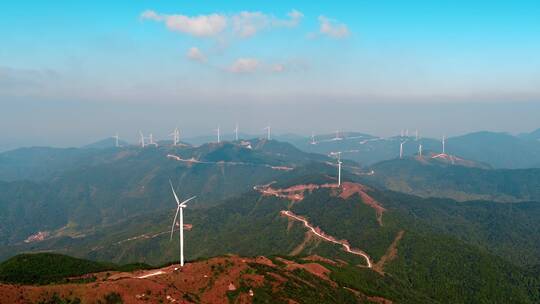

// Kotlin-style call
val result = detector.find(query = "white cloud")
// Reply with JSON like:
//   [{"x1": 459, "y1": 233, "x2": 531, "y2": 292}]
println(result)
[
  {"x1": 140, "y1": 10, "x2": 162, "y2": 21},
  {"x1": 228, "y1": 58, "x2": 260, "y2": 73},
  {"x1": 232, "y1": 10, "x2": 303, "y2": 38},
  {"x1": 186, "y1": 47, "x2": 206, "y2": 62},
  {"x1": 318, "y1": 16, "x2": 350, "y2": 39},
  {"x1": 142, "y1": 10, "x2": 303, "y2": 39},
  {"x1": 278, "y1": 9, "x2": 304, "y2": 27},
  {"x1": 141, "y1": 10, "x2": 227, "y2": 37},
  {"x1": 232, "y1": 12, "x2": 270, "y2": 38}
]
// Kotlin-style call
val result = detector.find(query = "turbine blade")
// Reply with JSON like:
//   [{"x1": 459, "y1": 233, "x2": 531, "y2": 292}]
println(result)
[
  {"x1": 170, "y1": 206, "x2": 180, "y2": 241},
  {"x1": 179, "y1": 195, "x2": 197, "y2": 207},
  {"x1": 169, "y1": 180, "x2": 181, "y2": 206}
]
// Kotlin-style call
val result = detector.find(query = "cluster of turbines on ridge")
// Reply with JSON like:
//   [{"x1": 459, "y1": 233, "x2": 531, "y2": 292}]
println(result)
[
  {"x1": 112, "y1": 125, "x2": 451, "y2": 161},
  {"x1": 113, "y1": 124, "x2": 271, "y2": 148}
]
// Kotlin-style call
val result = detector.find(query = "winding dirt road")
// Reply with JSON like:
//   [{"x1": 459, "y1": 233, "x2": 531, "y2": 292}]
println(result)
[
  {"x1": 167, "y1": 154, "x2": 293, "y2": 171},
  {"x1": 281, "y1": 210, "x2": 373, "y2": 268}
]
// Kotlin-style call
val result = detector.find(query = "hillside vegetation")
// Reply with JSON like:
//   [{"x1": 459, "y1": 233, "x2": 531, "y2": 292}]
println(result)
[
  {"x1": 368, "y1": 158, "x2": 540, "y2": 202},
  {"x1": 0, "y1": 253, "x2": 151, "y2": 285}
]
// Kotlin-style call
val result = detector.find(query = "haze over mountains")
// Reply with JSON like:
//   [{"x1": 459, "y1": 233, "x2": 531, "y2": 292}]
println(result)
[{"x1": 1, "y1": 127, "x2": 540, "y2": 302}]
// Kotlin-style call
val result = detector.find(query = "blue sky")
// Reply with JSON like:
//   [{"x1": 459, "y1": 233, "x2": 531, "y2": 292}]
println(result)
[{"x1": 1, "y1": 1, "x2": 539, "y2": 146}]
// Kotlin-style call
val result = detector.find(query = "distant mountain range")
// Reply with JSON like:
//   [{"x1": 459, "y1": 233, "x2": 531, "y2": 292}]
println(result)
[
  {"x1": 365, "y1": 157, "x2": 540, "y2": 202},
  {"x1": 286, "y1": 129, "x2": 540, "y2": 169},
  {"x1": 1, "y1": 136, "x2": 540, "y2": 302},
  {"x1": 519, "y1": 128, "x2": 540, "y2": 141}
]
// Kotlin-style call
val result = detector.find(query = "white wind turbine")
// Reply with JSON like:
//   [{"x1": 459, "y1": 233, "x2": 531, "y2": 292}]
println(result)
[
  {"x1": 337, "y1": 152, "x2": 342, "y2": 187},
  {"x1": 215, "y1": 127, "x2": 221, "y2": 143},
  {"x1": 148, "y1": 133, "x2": 158, "y2": 147},
  {"x1": 113, "y1": 132, "x2": 120, "y2": 147},
  {"x1": 442, "y1": 136, "x2": 446, "y2": 154},
  {"x1": 169, "y1": 181, "x2": 196, "y2": 268},
  {"x1": 234, "y1": 123, "x2": 239, "y2": 141},
  {"x1": 334, "y1": 130, "x2": 342, "y2": 141},
  {"x1": 311, "y1": 132, "x2": 317, "y2": 145},
  {"x1": 400, "y1": 141, "x2": 406, "y2": 159},
  {"x1": 139, "y1": 131, "x2": 146, "y2": 148},
  {"x1": 170, "y1": 128, "x2": 180, "y2": 146},
  {"x1": 263, "y1": 126, "x2": 271, "y2": 140},
  {"x1": 418, "y1": 144, "x2": 423, "y2": 157}
]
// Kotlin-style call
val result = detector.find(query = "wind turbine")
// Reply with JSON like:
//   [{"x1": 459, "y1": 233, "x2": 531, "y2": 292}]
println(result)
[
  {"x1": 234, "y1": 123, "x2": 239, "y2": 141},
  {"x1": 418, "y1": 144, "x2": 423, "y2": 157},
  {"x1": 139, "y1": 131, "x2": 145, "y2": 148},
  {"x1": 334, "y1": 130, "x2": 342, "y2": 141},
  {"x1": 442, "y1": 136, "x2": 446, "y2": 154},
  {"x1": 337, "y1": 152, "x2": 342, "y2": 187},
  {"x1": 169, "y1": 181, "x2": 196, "y2": 268},
  {"x1": 263, "y1": 126, "x2": 271, "y2": 140},
  {"x1": 400, "y1": 141, "x2": 405, "y2": 159},
  {"x1": 215, "y1": 127, "x2": 221, "y2": 143},
  {"x1": 113, "y1": 133, "x2": 120, "y2": 147},
  {"x1": 170, "y1": 128, "x2": 180, "y2": 146},
  {"x1": 149, "y1": 133, "x2": 158, "y2": 147},
  {"x1": 311, "y1": 132, "x2": 317, "y2": 145}
]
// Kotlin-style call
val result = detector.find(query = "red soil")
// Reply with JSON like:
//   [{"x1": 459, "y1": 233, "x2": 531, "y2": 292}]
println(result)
[
  {"x1": 339, "y1": 182, "x2": 386, "y2": 226},
  {"x1": 373, "y1": 230, "x2": 405, "y2": 275},
  {"x1": 302, "y1": 255, "x2": 338, "y2": 266},
  {"x1": 255, "y1": 183, "x2": 339, "y2": 202},
  {"x1": 0, "y1": 256, "x2": 250, "y2": 304},
  {"x1": 0, "y1": 254, "x2": 396, "y2": 304},
  {"x1": 255, "y1": 181, "x2": 385, "y2": 226},
  {"x1": 367, "y1": 296, "x2": 394, "y2": 304}
]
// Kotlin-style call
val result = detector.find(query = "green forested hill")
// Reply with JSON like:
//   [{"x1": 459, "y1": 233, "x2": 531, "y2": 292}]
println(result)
[
  {"x1": 3, "y1": 176, "x2": 540, "y2": 303},
  {"x1": 0, "y1": 253, "x2": 151, "y2": 285},
  {"x1": 0, "y1": 140, "x2": 336, "y2": 246},
  {"x1": 2, "y1": 140, "x2": 540, "y2": 303},
  {"x1": 367, "y1": 158, "x2": 540, "y2": 202}
]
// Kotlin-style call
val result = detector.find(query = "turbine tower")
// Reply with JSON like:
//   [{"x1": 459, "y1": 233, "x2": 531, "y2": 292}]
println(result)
[
  {"x1": 334, "y1": 130, "x2": 342, "y2": 140},
  {"x1": 113, "y1": 133, "x2": 119, "y2": 147},
  {"x1": 170, "y1": 128, "x2": 180, "y2": 146},
  {"x1": 169, "y1": 181, "x2": 196, "y2": 268},
  {"x1": 234, "y1": 123, "x2": 239, "y2": 141},
  {"x1": 418, "y1": 144, "x2": 423, "y2": 157},
  {"x1": 442, "y1": 136, "x2": 446, "y2": 154},
  {"x1": 215, "y1": 127, "x2": 221, "y2": 143},
  {"x1": 337, "y1": 152, "x2": 342, "y2": 187},
  {"x1": 263, "y1": 126, "x2": 271, "y2": 140},
  {"x1": 139, "y1": 131, "x2": 145, "y2": 148},
  {"x1": 400, "y1": 141, "x2": 405, "y2": 159},
  {"x1": 311, "y1": 132, "x2": 317, "y2": 145}
]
